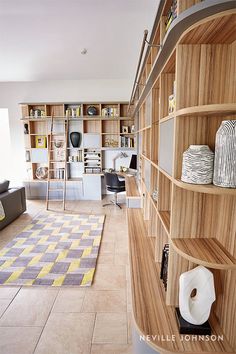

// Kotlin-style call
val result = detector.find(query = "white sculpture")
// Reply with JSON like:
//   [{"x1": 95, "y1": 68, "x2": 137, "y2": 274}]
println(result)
[{"x1": 179, "y1": 265, "x2": 215, "y2": 325}]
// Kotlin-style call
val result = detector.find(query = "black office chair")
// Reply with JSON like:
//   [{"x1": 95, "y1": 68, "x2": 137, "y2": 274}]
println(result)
[{"x1": 103, "y1": 172, "x2": 126, "y2": 209}]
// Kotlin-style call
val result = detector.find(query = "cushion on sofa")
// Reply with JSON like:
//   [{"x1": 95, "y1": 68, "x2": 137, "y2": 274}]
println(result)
[{"x1": 0, "y1": 180, "x2": 10, "y2": 194}]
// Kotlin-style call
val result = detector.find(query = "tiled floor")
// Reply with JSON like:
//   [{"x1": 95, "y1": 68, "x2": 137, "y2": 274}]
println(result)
[{"x1": 0, "y1": 198, "x2": 133, "y2": 354}]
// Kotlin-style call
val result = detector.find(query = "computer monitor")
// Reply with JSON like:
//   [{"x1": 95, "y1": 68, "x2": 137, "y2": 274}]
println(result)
[{"x1": 129, "y1": 154, "x2": 137, "y2": 171}]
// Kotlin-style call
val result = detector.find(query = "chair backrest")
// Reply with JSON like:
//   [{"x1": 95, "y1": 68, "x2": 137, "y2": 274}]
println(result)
[{"x1": 104, "y1": 172, "x2": 121, "y2": 188}]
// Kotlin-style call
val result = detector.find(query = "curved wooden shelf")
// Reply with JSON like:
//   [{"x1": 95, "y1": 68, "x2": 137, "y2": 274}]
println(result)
[
  {"x1": 171, "y1": 238, "x2": 236, "y2": 270},
  {"x1": 132, "y1": 1, "x2": 236, "y2": 117},
  {"x1": 127, "y1": 209, "x2": 234, "y2": 354},
  {"x1": 174, "y1": 179, "x2": 236, "y2": 196},
  {"x1": 176, "y1": 104, "x2": 236, "y2": 117}
]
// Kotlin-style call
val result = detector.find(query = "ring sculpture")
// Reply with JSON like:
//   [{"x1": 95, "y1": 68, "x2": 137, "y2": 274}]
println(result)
[{"x1": 179, "y1": 265, "x2": 216, "y2": 325}]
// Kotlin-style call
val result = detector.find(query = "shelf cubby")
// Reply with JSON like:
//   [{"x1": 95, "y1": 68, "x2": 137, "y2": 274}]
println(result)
[
  {"x1": 151, "y1": 24, "x2": 161, "y2": 66},
  {"x1": 83, "y1": 119, "x2": 101, "y2": 134},
  {"x1": 176, "y1": 42, "x2": 235, "y2": 110},
  {"x1": 102, "y1": 120, "x2": 119, "y2": 134},
  {"x1": 83, "y1": 103, "x2": 101, "y2": 116},
  {"x1": 46, "y1": 104, "x2": 64, "y2": 117},
  {"x1": 102, "y1": 134, "x2": 119, "y2": 148},
  {"x1": 147, "y1": 200, "x2": 158, "y2": 237},
  {"x1": 145, "y1": 53, "x2": 152, "y2": 80},
  {"x1": 101, "y1": 103, "x2": 119, "y2": 117},
  {"x1": 160, "y1": 53, "x2": 176, "y2": 120},
  {"x1": 150, "y1": 165, "x2": 158, "y2": 206},
  {"x1": 158, "y1": 171, "x2": 172, "y2": 234},
  {"x1": 177, "y1": 0, "x2": 201, "y2": 15},
  {"x1": 159, "y1": 118, "x2": 174, "y2": 176},
  {"x1": 173, "y1": 114, "x2": 236, "y2": 179}
]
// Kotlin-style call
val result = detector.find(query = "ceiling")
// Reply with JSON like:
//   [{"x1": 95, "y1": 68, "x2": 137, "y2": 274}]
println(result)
[{"x1": 0, "y1": 0, "x2": 159, "y2": 81}]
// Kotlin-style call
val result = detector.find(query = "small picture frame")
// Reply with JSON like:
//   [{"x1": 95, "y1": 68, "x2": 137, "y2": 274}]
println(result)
[
  {"x1": 131, "y1": 125, "x2": 135, "y2": 133},
  {"x1": 35, "y1": 136, "x2": 47, "y2": 148},
  {"x1": 122, "y1": 126, "x2": 129, "y2": 134}
]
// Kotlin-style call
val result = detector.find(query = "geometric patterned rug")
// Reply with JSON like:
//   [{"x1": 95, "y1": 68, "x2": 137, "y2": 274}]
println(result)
[{"x1": 0, "y1": 212, "x2": 105, "y2": 287}]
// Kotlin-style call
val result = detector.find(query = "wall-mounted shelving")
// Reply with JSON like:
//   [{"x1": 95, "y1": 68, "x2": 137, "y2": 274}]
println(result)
[
  {"x1": 20, "y1": 101, "x2": 135, "y2": 183},
  {"x1": 128, "y1": 1, "x2": 236, "y2": 353}
]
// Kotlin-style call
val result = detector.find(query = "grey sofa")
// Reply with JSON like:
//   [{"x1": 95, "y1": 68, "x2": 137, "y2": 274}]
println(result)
[{"x1": 0, "y1": 184, "x2": 26, "y2": 230}]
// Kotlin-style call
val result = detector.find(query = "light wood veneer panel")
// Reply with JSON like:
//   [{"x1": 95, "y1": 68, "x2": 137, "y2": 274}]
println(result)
[
  {"x1": 180, "y1": 14, "x2": 236, "y2": 44},
  {"x1": 127, "y1": 209, "x2": 234, "y2": 353},
  {"x1": 125, "y1": 176, "x2": 140, "y2": 198},
  {"x1": 171, "y1": 238, "x2": 236, "y2": 270}
]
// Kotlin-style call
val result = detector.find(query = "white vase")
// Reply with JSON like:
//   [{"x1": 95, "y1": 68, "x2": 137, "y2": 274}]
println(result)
[
  {"x1": 181, "y1": 145, "x2": 214, "y2": 184},
  {"x1": 213, "y1": 120, "x2": 236, "y2": 188}
]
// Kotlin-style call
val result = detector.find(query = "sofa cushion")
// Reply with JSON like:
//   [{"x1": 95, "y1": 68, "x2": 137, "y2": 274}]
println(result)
[{"x1": 0, "y1": 180, "x2": 10, "y2": 194}]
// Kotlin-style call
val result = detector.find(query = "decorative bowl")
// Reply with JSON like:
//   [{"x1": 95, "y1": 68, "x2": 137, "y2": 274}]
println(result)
[
  {"x1": 35, "y1": 167, "x2": 48, "y2": 180},
  {"x1": 87, "y1": 106, "x2": 97, "y2": 116}
]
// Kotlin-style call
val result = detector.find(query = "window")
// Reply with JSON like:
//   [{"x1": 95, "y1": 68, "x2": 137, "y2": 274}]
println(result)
[{"x1": 0, "y1": 109, "x2": 12, "y2": 181}]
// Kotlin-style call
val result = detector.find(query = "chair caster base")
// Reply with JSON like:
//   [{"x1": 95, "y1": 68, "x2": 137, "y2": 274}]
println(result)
[{"x1": 103, "y1": 200, "x2": 122, "y2": 209}]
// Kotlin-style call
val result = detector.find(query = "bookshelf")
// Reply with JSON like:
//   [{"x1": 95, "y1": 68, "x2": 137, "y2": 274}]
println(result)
[
  {"x1": 128, "y1": 1, "x2": 236, "y2": 353},
  {"x1": 21, "y1": 102, "x2": 135, "y2": 182}
]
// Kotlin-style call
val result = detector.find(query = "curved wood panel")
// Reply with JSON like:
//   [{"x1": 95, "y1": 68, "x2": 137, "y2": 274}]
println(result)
[{"x1": 133, "y1": 0, "x2": 236, "y2": 116}]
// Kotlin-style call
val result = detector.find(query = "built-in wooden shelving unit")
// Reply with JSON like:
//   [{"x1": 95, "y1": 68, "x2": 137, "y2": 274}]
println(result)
[
  {"x1": 127, "y1": 1, "x2": 236, "y2": 353},
  {"x1": 20, "y1": 102, "x2": 135, "y2": 182}
]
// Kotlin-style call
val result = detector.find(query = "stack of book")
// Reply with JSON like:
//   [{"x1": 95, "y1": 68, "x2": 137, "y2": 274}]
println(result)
[
  {"x1": 165, "y1": 0, "x2": 177, "y2": 32},
  {"x1": 101, "y1": 107, "x2": 118, "y2": 117},
  {"x1": 160, "y1": 244, "x2": 169, "y2": 291},
  {"x1": 120, "y1": 136, "x2": 134, "y2": 148}
]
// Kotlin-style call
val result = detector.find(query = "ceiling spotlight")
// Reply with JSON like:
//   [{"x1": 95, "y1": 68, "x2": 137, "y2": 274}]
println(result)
[{"x1": 81, "y1": 48, "x2": 87, "y2": 55}]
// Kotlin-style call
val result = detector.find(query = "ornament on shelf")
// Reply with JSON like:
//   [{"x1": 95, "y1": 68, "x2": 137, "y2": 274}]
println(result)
[
  {"x1": 213, "y1": 120, "x2": 236, "y2": 188},
  {"x1": 179, "y1": 266, "x2": 215, "y2": 326},
  {"x1": 181, "y1": 145, "x2": 214, "y2": 184},
  {"x1": 87, "y1": 106, "x2": 97, "y2": 116},
  {"x1": 70, "y1": 132, "x2": 81, "y2": 148}
]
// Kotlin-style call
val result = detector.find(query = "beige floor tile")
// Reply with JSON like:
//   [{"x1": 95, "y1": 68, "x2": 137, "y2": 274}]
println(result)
[
  {"x1": 0, "y1": 326, "x2": 42, "y2": 354},
  {"x1": 34, "y1": 312, "x2": 95, "y2": 354},
  {"x1": 52, "y1": 288, "x2": 85, "y2": 313},
  {"x1": 92, "y1": 264, "x2": 126, "y2": 290},
  {"x1": 0, "y1": 287, "x2": 20, "y2": 299},
  {"x1": 0, "y1": 288, "x2": 58, "y2": 326},
  {"x1": 97, "y1": 253, "x2": 114, "y2": 265},
  {"x1": 0, "y1": 299, "x2": 11, "y2": 317},
  {"x1": 93, "y1": 312, "x2": 127, "y2": 344},
  {"x1": 82, "y1": 290, "x2": 126, "y2": 313},
  {"x1": 115, "y1": 238, "x2": 129, "y2": 254},
  {"x1": 100, "y1": 241, "x2": 115, "y2": 255},
  {"x1": 114, "y1": 253, "x2": 129, "y2": 266},
  {"x1": 91, "y1": 343, "x2": 133, "y2": 354}
]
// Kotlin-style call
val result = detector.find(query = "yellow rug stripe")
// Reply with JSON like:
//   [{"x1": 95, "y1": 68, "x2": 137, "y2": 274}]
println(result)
[{"x1": 81, "y1": 269, "x2": 95, "y2": 286}]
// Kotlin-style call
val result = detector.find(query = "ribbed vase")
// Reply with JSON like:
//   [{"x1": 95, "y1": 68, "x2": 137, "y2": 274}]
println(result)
[
  {"x1": 181, "y1": 145, "x2": 214, "y2": 184},
  {"x1": 213, "y1": 120, "x2": 236, "y2": 188}
]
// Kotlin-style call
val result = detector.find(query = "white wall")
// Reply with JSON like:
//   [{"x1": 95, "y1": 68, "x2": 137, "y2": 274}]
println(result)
[{"x1": 0, "y1": 79, "x2": 132, "y2": 185}]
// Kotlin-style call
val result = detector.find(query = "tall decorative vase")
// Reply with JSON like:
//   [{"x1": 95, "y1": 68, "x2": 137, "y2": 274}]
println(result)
[
  {"x1": 213, "y1": 120, "x2": 236, "y2": 188},
  {"x1": 181, "y1": 145, "x2": 214, "y2": 184},
  {"x1": 70, "y1": 132, "x2": 81, "y2": 148}
]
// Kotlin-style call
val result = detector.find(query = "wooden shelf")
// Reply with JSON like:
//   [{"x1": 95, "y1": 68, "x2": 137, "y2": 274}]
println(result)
[
  {"x1": 174, "y1": 179, "x2": 236, "y2": 196},
  {"x1": 160, "y1": 113, "x2": 175, "y2": 123},
  {"x1": 176, "y1": 104, "x2": 236, "y2": 117},
  {"x1": 171, "y1": 238, "x2": 236, "y2": 270},
  {"x1": 21, "y1": 116, "x2": 133, "y2": 121},
  {"x1": 158, "y1": 210, "x2": 170, "y2": 234},
  {"x1": 127, "y1": 209, "x2": 234, "y2": 354}
]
